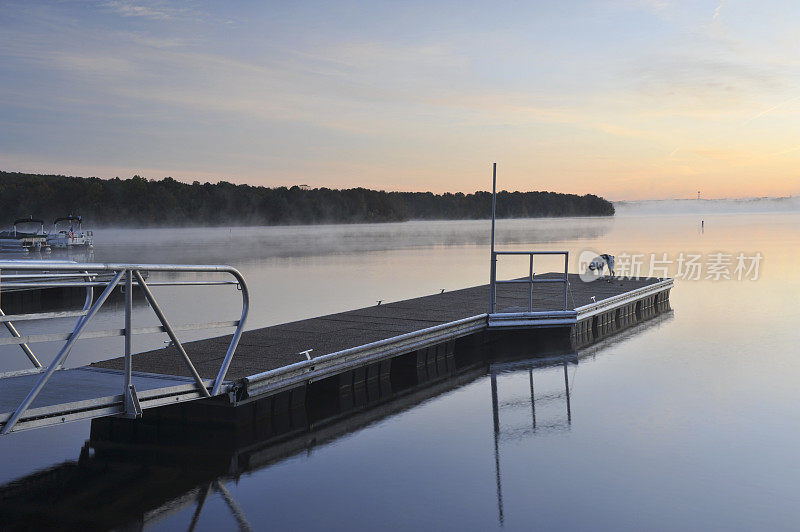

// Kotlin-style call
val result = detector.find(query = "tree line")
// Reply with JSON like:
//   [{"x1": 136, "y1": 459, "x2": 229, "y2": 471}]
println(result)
[{"x1": 0, "y1": 172, "x2": 614, "y2": 227}]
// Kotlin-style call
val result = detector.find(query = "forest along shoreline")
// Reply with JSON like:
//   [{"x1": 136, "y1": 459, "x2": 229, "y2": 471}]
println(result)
[{"x1": 0, "y1": 171, "x2": 614, "y2": 227}]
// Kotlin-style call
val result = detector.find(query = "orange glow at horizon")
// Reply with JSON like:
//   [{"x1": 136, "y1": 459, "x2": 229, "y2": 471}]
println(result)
[{"x1": 1, "y1": 1, "x2": 799, "y2": 201}]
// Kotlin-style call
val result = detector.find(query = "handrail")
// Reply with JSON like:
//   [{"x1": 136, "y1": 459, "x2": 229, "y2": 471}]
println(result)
[
  {"x1": 0, "y1": 260, "x2": 94, "y2": 370},
  {"x1": 0, "y1": 261, "x2": 249, "y2": 434},
  {"x1": 489, "y1": 251, "x2": 569, "y2": 313},
  {"x1": 1, "y1": 280, "x2": 239, "y2": 289},
  {"x1": 0, "y1": 261, "x2": 246, "y2": 272}
]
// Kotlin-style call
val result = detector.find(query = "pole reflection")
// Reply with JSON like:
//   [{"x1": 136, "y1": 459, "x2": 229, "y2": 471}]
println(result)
[{"x1": 489, "y1": 355, "x2": 576, "y2": 527}]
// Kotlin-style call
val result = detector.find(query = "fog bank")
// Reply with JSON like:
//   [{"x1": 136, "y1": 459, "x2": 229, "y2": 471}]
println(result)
[{"x1": 615, "y1": 196, "x2": 799, "y2": 216}]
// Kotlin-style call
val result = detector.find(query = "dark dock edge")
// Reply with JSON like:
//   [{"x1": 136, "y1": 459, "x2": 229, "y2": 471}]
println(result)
[{"x1": 238, "y1": 314, "x2": 487, "y2": 402}]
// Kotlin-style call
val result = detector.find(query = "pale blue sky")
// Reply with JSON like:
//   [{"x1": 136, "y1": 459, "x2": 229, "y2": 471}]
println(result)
[{"x1": 1, "y1": 1, "x2": 799, "y2": 199}]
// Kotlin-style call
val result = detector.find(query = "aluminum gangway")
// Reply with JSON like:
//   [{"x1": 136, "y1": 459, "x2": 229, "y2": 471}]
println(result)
[{"x1": 0, "y1": 261, "x2": 249, "y2": 435}]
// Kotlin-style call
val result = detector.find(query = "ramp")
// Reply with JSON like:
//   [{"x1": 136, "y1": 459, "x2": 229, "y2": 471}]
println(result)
[
  {"x1": 0, "y1": 368, "x2": 218, "y2": 433},
  {"x1": 0, "y1": 261, "x2": 249, "y2": 435}
]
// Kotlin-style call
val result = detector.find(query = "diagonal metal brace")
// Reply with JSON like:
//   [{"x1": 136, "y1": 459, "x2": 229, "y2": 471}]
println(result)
[
  {"x1": 214, "y1": 480, "x2": 254, "y2": 532},
  {"x1": 0, "y1": 270, "x2": 125, "y2": 435},
  {"x1": 188, "y1": 483, "x2": 212, "y2": 532},
  {"x1": 133, "y1": 270, "x2": 210, "y2": 397},
  {"x1": 0, "y1": 307, "x2": 41, "y2": 368}
]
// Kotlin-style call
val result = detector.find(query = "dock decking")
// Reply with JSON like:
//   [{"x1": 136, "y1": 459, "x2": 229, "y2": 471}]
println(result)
[{"x1": 93, "y1": 274, "x2": 670, "y2": 397}]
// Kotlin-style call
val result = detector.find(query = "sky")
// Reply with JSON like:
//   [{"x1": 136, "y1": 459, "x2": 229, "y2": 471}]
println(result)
[{"x1": 1, "y1": 1, "x2": 799, "y2": 200}]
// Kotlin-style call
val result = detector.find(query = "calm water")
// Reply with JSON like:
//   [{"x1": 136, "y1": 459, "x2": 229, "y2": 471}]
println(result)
[{"x1": 0, "y1": 211, "x2": 798, "y2": 530}]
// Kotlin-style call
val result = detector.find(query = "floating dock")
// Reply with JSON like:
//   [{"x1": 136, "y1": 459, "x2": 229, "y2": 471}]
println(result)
[
  {"x1": 94, "y1": 273, "x2": 671, "y2": 402},
  {"x1": 0, "y1": 261, "x2": 672, "y2": 434}
]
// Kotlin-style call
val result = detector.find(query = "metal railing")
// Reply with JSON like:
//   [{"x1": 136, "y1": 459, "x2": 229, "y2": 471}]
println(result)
[
  {"x1": 0, "y1": 261, "x2": 249, "y2": 435},
  {"x1": 0, "y1": 261, "x2": 95, "y2": 373},
  {"x1": 489, "y1": 251, "x2": 569, "y2": 314}
]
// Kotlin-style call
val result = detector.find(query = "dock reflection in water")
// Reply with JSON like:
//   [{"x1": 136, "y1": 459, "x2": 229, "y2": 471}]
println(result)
[
  {"x1": 0, "y1": 300, "x2": 671, "y2": 530},
  {"x1": 489, "y1": 356, "x2": 575, "y2": 527}
]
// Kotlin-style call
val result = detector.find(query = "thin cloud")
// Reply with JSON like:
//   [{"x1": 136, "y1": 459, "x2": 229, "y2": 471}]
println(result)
[
  {"x1": 630, "y1": 54, "x2": 788, "y2": 112},
  {"x1": 712, "y1": 0, "x2": 725, "y2": 21},
  {"x1": 101, "y1": 1, "x2": 173, "y2": 20},
  {"x1": 742, "y1": 95, "x2": 800, "y2": 125},
  {"x1": 99, "y1": 1, "x2": 208, "y2": 22}
]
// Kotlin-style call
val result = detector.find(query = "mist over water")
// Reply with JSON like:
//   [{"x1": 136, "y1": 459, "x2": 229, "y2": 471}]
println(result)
[
  {"x1": 91, "y1": 217, "x2": 613, "y2": 264},
  {"x1": 615, "y1": 196, "x2": 800, "y2": 216}
]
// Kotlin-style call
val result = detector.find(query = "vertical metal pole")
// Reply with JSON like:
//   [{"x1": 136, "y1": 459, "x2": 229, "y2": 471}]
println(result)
[
  {"x1": 491, "y1": 372, "x2": 500, "y2": 434},
  {"x1": 563, "y1": 252, "x2": 569, "y2": 311},
  {"x1": 211, "y1": 269, "x2": 249, "y2": 396},
  {"x1": 124, "y1": 269, "x2": 133, "y2": 413},
  {"x1": 490, "y1": 163, "x2": 497, "y2": 314},
  {"x1": 490, "y1": 371, "x2": 504, "y2": 526},
  {"x1": 564, "y1": 361, "x2": 572, "y2": 424},
  {"x1": 528, "y1": 253, "x2": 534, "y2": 312},
  {"x1": 529, "y1": 368, "x2": 536, "y2": 430}
]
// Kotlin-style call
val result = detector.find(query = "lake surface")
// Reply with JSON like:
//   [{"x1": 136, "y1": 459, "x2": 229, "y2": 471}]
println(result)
[{"x1": 0, "y1": 211, "x2": 798, "y2": 530}]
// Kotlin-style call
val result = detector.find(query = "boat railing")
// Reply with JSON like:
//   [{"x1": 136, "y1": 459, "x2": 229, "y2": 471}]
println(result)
[
  {"x1": 0, "y1": 261, "x2": 249, "y2": 435},
  {"x1": 489, "y1": 251, "x2": 569, "y2": 313}
]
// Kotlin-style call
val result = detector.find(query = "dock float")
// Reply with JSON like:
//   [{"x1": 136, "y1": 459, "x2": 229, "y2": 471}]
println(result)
[{"x1": 0, "y1": 261, "x2": 672, "y2": 434}]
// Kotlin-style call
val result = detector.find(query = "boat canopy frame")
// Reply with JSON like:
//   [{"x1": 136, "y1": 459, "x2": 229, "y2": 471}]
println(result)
[
  {"x1": 53, "y1": 215, "x2": 83, "y2": 226},
  {"x1": 12, "y1": 218, "x2": 46, "y2": 227}
]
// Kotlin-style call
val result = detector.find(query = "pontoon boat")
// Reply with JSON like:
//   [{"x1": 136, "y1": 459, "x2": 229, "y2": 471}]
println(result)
[
  {"x1": 46, "y1": 215, "x2": 94, "y2": 249},
  {"x1": 0, "y1": 218, "x2": 50, "y2": 252}
]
